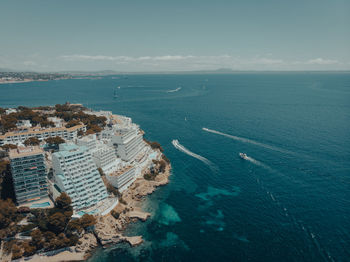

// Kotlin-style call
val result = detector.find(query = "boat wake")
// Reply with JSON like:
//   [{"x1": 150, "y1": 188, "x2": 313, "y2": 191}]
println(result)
[
  {"x1": 241, "y1": 154, "x2": 273, "y2": 171},
  {"x1": 167, "y1": 87, "x2": 182, "y2": 93},
  {"x1": 172, "y1": 139, "x2": 216, "y2": 171},
  {"x1": 203, "y1": 127, "x2": 293, "y2": 155}
]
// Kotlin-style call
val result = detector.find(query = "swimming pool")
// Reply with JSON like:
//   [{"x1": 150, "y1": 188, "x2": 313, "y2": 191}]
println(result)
[{"x1": 31, "y1": 202, "x2": 50, "y2": 208}]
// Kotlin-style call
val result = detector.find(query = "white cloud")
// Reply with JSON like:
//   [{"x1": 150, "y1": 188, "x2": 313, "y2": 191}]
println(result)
[
  {"x1": 60, "y1": 54, "x2": 198, "y2": 62},
  {"x1": 306, "y1": 58, "x2": 339, "y2": 65},
  {"x1": 46, "y1": 54, "x2": 350, "y2": 71},
  {"x1": 249, "y1": 58, "x2": 284, "y2": 65}
]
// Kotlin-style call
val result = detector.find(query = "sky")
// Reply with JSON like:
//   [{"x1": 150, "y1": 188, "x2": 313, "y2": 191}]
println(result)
[{"x1": 0, "y1": 0, "x2": 349, "y2": 72}]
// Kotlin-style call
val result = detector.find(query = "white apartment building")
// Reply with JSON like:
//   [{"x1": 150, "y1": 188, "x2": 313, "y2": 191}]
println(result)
[
  {"x1": 111, "y1": 128, "x2": 145, "y2": 162},
  {"x1": 77, "y1": 134, "x2": 118, "y2": 175},
  {"x1": 77, "y1": 134, "x2": 98, "y2": 151},
  {"x1": 106, "y1": 165, "x2": 136, "y2": 192},
  {"x1": 52, "y1": 143, "x2": 108, "y2": 211},
  {"x1": 0, "y1": 124, "x2": 86, "y2": 146}
]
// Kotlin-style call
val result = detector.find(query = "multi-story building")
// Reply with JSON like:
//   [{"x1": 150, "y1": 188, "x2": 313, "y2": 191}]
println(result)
[
  {"x1": 52, "y1": 143, "x2": 108, "y2": 211},
  {"x1": 106, "y1": 165, "x2": 136, "y2": 192},
  {"x1": 9, "y1": 146, "x2": 48, "y2": 205},
  {"x1": 111, "y1": 128, "x2": 145, "y2": 162},
  {"x1": 77, "y1": 134, "x2": 118, "y2": 175},
  {"x1": 0, "y1": 124, "x2": 86, "y2": 146},
  {"x1": 76, "y1": 134, "x2": 98, "y2": 151}
]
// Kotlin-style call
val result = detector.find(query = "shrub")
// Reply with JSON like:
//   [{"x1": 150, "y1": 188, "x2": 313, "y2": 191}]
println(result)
[
  {"x1": 24, "y1": 137, "x2": 40, "y2": 146},
  {"x1": 111, "y1": 210, "x2": 120, "y2": 219}
]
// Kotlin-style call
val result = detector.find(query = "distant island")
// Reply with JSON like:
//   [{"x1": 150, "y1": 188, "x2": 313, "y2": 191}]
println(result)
[{"x1": 0, "y1": 103, "x2": 171, "y2": 261}]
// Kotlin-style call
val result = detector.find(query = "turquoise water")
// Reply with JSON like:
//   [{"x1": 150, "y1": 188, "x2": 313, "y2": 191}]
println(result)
[
  {"x1": 1, "y1": 73, "x2": 350, "y2": 261},
  {"x1": 31, "y1": 202, "x2": 50, "y2": 208}
]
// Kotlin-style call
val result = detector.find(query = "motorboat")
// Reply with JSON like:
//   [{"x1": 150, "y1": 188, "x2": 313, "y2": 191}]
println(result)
[{"x1": 239, "y1": 153, "x2": 248, "y2": 160}]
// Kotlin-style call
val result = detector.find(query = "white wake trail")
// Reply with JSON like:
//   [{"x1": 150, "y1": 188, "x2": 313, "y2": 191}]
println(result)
[
  {"x1": 203, "y1": 127, "x2": 293, "y2": 155},
  {"x1": 244, "y1": 156, "x2": 273, "y2": 171},
  {"x1": 167, "y1": 87, "x2": 182, "y2": 93},
  {"x1": 172, "y1": 139, "x2": 216, "y2": 171}
]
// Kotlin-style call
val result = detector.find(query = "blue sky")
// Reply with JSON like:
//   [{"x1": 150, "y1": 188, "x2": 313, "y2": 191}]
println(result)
[{"x1": 0, "y1": 0, "x2": 349, "y2": 71}]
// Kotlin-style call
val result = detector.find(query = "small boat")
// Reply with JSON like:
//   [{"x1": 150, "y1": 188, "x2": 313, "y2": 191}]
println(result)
[{"x1": 239, "y1": 153, "x2": 248, "y2": 160}]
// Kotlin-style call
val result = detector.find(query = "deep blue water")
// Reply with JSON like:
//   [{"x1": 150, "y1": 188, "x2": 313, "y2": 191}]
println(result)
[{"x1": 1, "y1": 73, "x2": 350, "y2": 261}]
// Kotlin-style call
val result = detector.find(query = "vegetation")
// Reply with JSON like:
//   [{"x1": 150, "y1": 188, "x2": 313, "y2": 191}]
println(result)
[
  {"x1": 144, "y1": 139, "x2": 164, "y2": 152},
  {"x1": 1, "y1": 144, "x2": 17, "y2": 151},
  {"x1": 144, "y1": 159, "x2": 167, "y2": 181},
  {"x1": 45, "y1": 136, "x2": 65, "y2": 147},
  {"x1": 0, "y1": 107, "x2": 55, "y2": 133},
  {"x1": 162, "y1": 154, "x2": 170, "y2": 164},
  {"x1": 111, "y1": 210, "x2": 120, "y2": 219},
  {"x1": 1, "y1": 193, "x2": 97, "y2": 259},
  {"x1": 0, "y1": 199, "x2": 23, "y2": 240},
  {"x1": 0, "y1": 159, "x2": 16, "y2": 201},
  {"x1": 24, "y1": 137, "x2": 41, "y2": 146},
  {"x1": 53, "y1": 105, "x2": 107, "y2": 134},
  {"x1": 65, "y1": 119, "x2": 81, "y2": 128}
]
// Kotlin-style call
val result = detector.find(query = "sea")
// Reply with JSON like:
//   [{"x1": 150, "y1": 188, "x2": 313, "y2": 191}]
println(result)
[{"x1": 1, "y1": 73, "x2": 350, "y2": 261}]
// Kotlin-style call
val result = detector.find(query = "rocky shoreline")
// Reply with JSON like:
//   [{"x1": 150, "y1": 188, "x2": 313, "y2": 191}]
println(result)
[{"x1": 23, "y1": 162, "x2": 171, "y2": 262}]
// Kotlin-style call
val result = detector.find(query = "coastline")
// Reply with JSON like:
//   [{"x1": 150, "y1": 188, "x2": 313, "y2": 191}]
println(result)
[{"x1": 20, "y1": 160, "x2": 171, "y2": 262}]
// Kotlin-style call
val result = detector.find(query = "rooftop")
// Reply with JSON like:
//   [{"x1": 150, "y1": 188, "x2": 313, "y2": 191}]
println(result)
[
  {"x1": 9, "y1": 146, "x2": 44, "y2": 159},
  {"x1": 53, "y1": 143, "x2": 88, "y2": 158},
  {"x1": 109, "y1": 165, "x2": 134, "y2": 177},
  {"x1": 0, "y1": 124, "x2": 85, "y2": 139}
]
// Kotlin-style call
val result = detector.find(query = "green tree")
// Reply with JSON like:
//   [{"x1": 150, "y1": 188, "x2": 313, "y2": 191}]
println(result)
[
  {"x1": 22, "y1": 242, "x2": 36, "y2": 257},
  {"x1": 86, "y1": 124, "x2": 102, "y2": 134},
  {"x1": 48, "y1": 212, "x2": 68, "y2": 233},
  {"x1": 65, "y1": 119, "x2": 81, "y2": 128},
  {"x1": 0, "y1": 199, "x2": 18, "y2": 229},
  {"x1": 24, "y1": 137, "x2": 40, "y2": 146},
  {"x1": 11, "y1": 244, "x2": 23, "y2": 259},
  {"x1": 79, "y1": 214, "x2": 96, "y2": 229},
  {"x1": 54, "y1": 192, "x2": 72, "y2": 212},
  {"x1": 45, "y1": 136, "x2": 65, "y2": 147},
  {"x1": 30, "y1": 229, "x2": 44, "y2": 249},
  {"x1": 1, "y1": 144, "x2": 17, "y2": 151}
]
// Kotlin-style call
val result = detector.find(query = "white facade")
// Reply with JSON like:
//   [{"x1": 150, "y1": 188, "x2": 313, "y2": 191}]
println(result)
[
  {"x1": 77, "y1": 134, "x2": 98, "y2": 151},
  {"x1": 92, "y1": 144, "x2": 118, "y2": 175},
  {"x1": 5, "y1": 108, "x2": 17, "y2": 115},
  {"x1": 106, "y1": 165, "x2": 136, "y2": 192},
  {"x1": 16, "y1": 120, "x2": 32, "y2": 128},
  {"x1": 0, "y1": 124, "x2": 86, "y2": 146},
  {"x1": 111, "y1": 128, "x2": 145, "y2": 162},
  {"x1": 77, "y1": 134, "x2": 118, "y2": 175},
  {"x1": 52, "y1": 143, "x2": 108, "y2": 211}
]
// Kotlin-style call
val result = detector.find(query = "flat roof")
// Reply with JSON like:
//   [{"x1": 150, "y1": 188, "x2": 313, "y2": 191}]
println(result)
[
  {"x1": 0, "y1": 124, "x2": 85, "y2": 139},
  {"x1": 109, "y1": 165, "x2": 134, "y2": 177},
  {"x1": 9, "y1": 146, "x2": 44, "y2": 159},
  {"x1": 53, "y1": 143, "x2": 88, "y2": 158}
]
